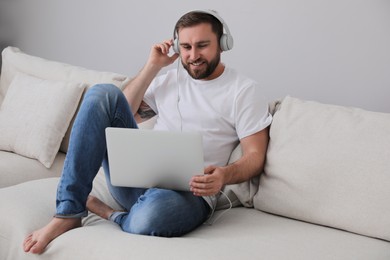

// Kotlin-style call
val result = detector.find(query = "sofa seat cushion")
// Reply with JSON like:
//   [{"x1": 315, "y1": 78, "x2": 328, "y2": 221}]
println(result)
[
  {"x1": 1, "y1": 171, "x2": 389, "y2": 260},
  {"x1": 0, "y1": 151, "x2": 65, "y2": 188}
]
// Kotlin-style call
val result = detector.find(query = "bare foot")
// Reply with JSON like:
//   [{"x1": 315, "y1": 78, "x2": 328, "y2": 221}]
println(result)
[
  {"x1": 23, "y1": 217, "x2": 81, "y2": 254},
  {"x1": 86, "y1": 195, "x2": 115, "y2": 220}
]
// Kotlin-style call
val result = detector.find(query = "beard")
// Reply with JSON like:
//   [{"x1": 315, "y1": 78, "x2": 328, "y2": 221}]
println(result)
[{"x1": 182, "y1": 53, "x2": 221, "y2": 80}]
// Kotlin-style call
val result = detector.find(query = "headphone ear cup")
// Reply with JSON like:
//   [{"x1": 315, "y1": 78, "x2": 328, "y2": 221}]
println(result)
[
  {"x1": 173, "y1": 38, "x2": 180, "y2": 54},
  {"x1": 220, "y1": 33, "x2": 234, "y2": 52}
]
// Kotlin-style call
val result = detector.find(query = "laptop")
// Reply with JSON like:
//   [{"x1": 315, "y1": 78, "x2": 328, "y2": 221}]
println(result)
[{"x1": 105, "y1": 127, "x2": 204, "y2": 191}]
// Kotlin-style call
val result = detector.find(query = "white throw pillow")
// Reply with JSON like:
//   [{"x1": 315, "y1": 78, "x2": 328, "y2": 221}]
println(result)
[
  {"x1": 254, "y1": 96, "x2": 390, "y2": 241},
  {"x1": 0, "y1": 46, "x2": 132, "y2": 153},
  {"x1": 0, "y1": 73, "x2": 86, "y2": 168}
]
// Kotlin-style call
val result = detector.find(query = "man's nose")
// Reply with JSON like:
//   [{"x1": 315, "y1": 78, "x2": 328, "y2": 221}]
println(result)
[{"x1": 190, "y1": 48, "x2": 200, "y2": 61}]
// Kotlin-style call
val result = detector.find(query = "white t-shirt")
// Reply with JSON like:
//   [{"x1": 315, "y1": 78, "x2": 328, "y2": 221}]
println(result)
[{"x1": 143, "y1": 66, "x2": 272, "y2": 168}]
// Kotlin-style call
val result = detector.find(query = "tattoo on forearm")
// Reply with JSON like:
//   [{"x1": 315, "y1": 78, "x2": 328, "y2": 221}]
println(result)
[{"x1": 137, "y1": 102, "x2": 156, "y2": 119}]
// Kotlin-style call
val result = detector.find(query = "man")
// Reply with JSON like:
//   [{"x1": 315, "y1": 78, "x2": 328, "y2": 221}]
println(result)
[{"x1": 23, "y1": 10, "x2": 272, "y2": 254}]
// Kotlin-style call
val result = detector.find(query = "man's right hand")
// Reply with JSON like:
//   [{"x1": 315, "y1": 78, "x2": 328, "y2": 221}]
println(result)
[
  {"x1": 147, "y1": 39, "x2": 180, "y2": 69},
  {"x1": 122, "y1": 39, "x2": 179, "y2": 120}
]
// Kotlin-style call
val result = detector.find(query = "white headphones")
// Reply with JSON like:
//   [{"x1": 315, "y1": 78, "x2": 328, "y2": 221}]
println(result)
[{"x1": 172, "y1": 10, "x2": 234, "y2": 54}]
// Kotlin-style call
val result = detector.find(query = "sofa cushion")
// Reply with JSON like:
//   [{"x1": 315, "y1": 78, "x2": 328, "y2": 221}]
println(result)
[
  {"x1": 0, "y1": 150, "x2": 65, "y2": 188},
  {"x1": 254, "y1": 96, "x2": 390, "y2": 241},
  {"x1": 216, "y1": 144, "x2": 260, "y2": 209},
  {"x1": 0, "y1": 72, "x2": 85, "y2": 168},
  {"x1": 1, "y1": 173, "x2": 389, "y2": 260},
  {"x1": 0, "y1": 46, "x2": 132, "y2": 153}
]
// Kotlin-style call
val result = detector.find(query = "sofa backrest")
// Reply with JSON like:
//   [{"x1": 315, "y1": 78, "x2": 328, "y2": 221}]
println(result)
[{"x1": 254, "y1": 96, "x2": 390, "y2": 242}]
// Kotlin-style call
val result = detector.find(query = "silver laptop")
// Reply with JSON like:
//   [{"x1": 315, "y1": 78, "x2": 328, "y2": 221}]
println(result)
[{"x1": 105, "y1": 127, "x2": 204, "y2": 191}]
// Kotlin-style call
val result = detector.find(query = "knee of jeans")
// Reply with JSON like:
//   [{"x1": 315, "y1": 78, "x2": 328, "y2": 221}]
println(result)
[
  {"x1": 122, "y1": 191, "x2": 184, "y2": 237},
  {"x1": 87, "y1": 84, "x2": 121, "y2": 98},
  {"x1": 83, "y1": 84, "x2": 124, "y2": 109},
  {"x1": 124, "y1": 199, "x2": 166, "y2": 236}
]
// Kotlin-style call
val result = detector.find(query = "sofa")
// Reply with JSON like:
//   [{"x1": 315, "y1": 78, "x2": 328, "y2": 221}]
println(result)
[{"x1": 0, "y1": 46, "x2": 389, "y2": 260}]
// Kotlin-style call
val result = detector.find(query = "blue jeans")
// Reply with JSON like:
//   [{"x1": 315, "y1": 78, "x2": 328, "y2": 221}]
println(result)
[{"x1": 56, "y1": 84, "x2": 210, "y2": 237}]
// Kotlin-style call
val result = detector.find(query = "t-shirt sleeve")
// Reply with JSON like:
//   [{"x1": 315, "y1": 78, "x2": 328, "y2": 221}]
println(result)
[{"x1": 234, "y1": 83, "x2": 272, "y2": 140}]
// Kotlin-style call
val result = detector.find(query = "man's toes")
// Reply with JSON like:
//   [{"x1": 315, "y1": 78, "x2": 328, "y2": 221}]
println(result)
[
  {"x1": 30, "y1": 240, "x2": 47, "y2": 254},
  {"x1": 23, "y1": 234, "x2": 36, "y2": 252}
]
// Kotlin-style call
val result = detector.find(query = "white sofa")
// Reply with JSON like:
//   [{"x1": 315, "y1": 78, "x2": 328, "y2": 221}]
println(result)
[{"x1": 1, "y1": 47, "x2": 390, "y2": 260}]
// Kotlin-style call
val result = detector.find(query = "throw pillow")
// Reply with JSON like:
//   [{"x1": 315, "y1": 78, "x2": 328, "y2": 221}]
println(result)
[
  {"x1": 0, "y1": 46, "x2": 132, "y2": 153},
  {"x1": 254, "y1": 96, "x2": 390, "y2": 241},
  {"x1": 0, "y1": 72, "x2": 86, "y2": 168}
]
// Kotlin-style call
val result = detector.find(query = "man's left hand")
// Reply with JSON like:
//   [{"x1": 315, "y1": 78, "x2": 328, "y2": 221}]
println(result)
[{"x1": 189, "y1": 166, "x2": 225, "y2": 197}]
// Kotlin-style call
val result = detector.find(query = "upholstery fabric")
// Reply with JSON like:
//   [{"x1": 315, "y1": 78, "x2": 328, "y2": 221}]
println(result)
[
  {"x1": 0, "y1": 151, "x2": 65, "y2": 188},
  {"x1": 0, "y1": 72, "x2": 85, "y2": 167},
  {"x1": 0, "y1": 46, "x2": 132, "y2": 153},
  {"x1": 0, "y1": 173, "x2": 389, "y2": 260},
  {"x1": 254, "y1": 96, "x2": 390, "y2": 241}
]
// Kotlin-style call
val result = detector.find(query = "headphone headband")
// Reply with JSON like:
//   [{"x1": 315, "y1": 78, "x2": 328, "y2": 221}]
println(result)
[{"x1": 173, "y1": 9, "x2": 234, "y2": 53}]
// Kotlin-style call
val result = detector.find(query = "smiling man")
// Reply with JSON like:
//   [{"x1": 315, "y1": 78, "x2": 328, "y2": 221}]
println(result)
[
  {"x1": 23, "y1": 10, "x2": 272, "y2": 254},
  {"x1": 178, "y1": 23, "x2": 223, "y2": 80}
]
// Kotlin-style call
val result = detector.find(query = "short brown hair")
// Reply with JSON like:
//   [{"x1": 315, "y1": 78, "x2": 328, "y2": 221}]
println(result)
[{"x1": 173, "y1": 11, "x2": 223, "y2": 41}]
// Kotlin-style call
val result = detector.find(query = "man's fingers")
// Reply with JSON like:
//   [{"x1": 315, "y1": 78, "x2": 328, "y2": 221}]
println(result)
[
  {"x1": 204, "y1": 165, "x2": 216, "y2": 174},
  {"x1": 156, "y1": 40, "x2": 174, "y2": 54},
  {"x1": 190, "y1": 186, "x2": 219, "y2": 197},
  {"x1": 189, "y1": 175, "x2": 219, "y2": 196},
  {"x1": 190, "y1": 180, "x2": 213, "y2": 189}
]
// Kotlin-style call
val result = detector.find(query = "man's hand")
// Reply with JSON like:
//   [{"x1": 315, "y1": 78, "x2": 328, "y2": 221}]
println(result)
[
  {"x1": 122, "y1": 39, "x2": 179, "y2": 117},
  {"x1": 189, "y1": 166, "x2": 225, "y2": 197},
  {"x1": 147, "y1": 39, "x2": 179, "y2": 69},
  {"x1": 189, "y1": 128, "x2": 270, "y2": 197}
]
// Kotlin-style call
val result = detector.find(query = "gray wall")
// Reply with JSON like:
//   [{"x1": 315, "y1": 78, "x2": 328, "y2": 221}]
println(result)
[{"x1": 1, "y1": 0, "x2": 389, "y2": 112}]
